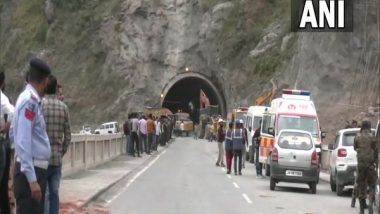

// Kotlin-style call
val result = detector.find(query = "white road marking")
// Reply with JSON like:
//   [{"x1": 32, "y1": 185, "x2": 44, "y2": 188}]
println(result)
[
  {"x1": 242, "y1": 193, "x2": 253, "y2": 204},
  {"x1": 221, "y1": 167, "x2": 226, "y2": 172},
  {"x1": 227, "y1": 175, "x2": 232, "y2": 179},
  {"x1": 105, "y1": 150, "x2": 166, "y2": 205},
  {"x1": 233, "y1": 182, "x2": 240, "y2": 189}
]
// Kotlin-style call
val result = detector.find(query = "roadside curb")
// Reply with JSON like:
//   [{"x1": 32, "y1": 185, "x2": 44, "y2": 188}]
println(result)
[{"x1": 79, "y1": 141, "x2": 172, "y2": 208}]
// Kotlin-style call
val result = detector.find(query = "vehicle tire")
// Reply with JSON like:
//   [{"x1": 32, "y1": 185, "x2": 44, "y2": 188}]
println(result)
[
  {"x1": 270, "y1": 177, "x2": 276, "y2": 191},
  {"x1": 336, "y1": 176, "x2": 344, "y2": 196},
  {"x1": 95, "y1": 132, "x2": 100, "y2": 134},
  {"x1": 330, "y1": 174, "x2": 336, "y2": 192},
  {"x1": 249, "y1": 146, "x2": 255, "y2": 163},
  {"x1": 310, "y1": 182, "x2": 317, "y2": 194}
]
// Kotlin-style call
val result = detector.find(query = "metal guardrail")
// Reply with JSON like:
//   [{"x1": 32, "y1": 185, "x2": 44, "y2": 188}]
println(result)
[{"x1": 62, "y1": 133, "x2": 124, "y2": 177}]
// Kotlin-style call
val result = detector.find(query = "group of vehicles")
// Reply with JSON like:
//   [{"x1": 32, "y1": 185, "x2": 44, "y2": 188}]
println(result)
[
  {"x1": 234, "y1": 89, "x2": 324, "y2": 194},
  {"x1": 236, "y1": 88, "x2": 380, "y2": 201}
]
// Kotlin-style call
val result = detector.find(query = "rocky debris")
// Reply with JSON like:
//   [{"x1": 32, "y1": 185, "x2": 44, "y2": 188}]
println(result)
[
  {"x1": 44, "y1": 0, "x2": 55, "y2": 24},
  {"x1": 281, "y1": 34, "x2": 294, "y2": 52},
  {"x1": 249, "y1": 32, "x2": 278, "y2": 57}
]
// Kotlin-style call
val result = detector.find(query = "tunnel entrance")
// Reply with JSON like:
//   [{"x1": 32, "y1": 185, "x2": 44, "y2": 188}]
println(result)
[{"x1": 161, "y1": 74, "x2": 226, "y2": 124}]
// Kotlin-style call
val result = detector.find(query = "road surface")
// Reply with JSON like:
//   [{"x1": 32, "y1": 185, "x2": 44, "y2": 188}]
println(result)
[{"x1": 92, "y1": 137, "x2": 359, "y2": 214}]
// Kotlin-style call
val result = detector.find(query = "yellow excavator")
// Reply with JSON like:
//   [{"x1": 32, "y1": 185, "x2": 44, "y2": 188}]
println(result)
[{"x1": 255, "y1": 79, "x2": 277, "y2": 106}]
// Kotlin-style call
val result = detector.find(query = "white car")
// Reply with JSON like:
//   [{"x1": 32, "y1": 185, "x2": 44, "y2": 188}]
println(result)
[
  {"x1": 79, "y1": 126, "x2": 92, "y2": 135},
  {"x1": 329, "y1": 128, "x2": 376, "y2": 196},
  {"x1": 94, "y1": 122, "x2": 120, "y2": 134}
]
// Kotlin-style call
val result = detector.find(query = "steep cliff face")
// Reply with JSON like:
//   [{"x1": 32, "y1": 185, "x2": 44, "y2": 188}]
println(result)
[{"x1": 0, "y1": 0, "x2": 379, "y2": 133}]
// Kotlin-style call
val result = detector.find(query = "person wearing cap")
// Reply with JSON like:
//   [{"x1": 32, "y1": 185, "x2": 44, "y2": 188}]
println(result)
[
  {"x1": 12, "y1": 58, "x2": 51, "y2": 214},
  {"x1": 232, "y1": 121, "x2": 246, "y2": 175},
  {"x1": 215, "y1": 119, "x2": 226, "y2": 167}
]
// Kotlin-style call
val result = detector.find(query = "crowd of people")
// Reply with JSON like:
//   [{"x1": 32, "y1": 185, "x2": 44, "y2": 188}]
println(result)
[
  {"x1": 0, "y1": 58, "x2": 72, "y2": 214},
  {"x1": 123, "y1": 113, "x2": 174, "y2": 157}
]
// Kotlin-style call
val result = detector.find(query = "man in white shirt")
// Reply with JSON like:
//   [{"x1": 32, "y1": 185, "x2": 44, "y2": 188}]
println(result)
[{"x1": 0, "y1": 70, "x2": 15, "y2": 213}]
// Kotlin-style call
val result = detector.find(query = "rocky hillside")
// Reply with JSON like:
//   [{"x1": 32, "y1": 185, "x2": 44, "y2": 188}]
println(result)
[{"x1": 0, "y1": 0, "x2": 379, "y2": 135}]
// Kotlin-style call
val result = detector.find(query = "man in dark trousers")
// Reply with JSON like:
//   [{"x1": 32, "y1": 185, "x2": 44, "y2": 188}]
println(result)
[
  {"x1": 123, "y1": 115, "x2": 131, "y2": 155},
  {"x1": 12, "y1": 58, "x2": 51, "y2": 214},
  {"x1": 354, "y1": 120, "x2": 378, "y2": 214},
  {"x1": 129, "y1": 113, "x2": 140, "y2": 157},
  {"x1": 0, "y1": 69, "x2": 15, "y2": 214},
  {"x1": 253, "y1": 122, "x2": 263, "y2": 178},
  {"x1": 232, "y1": 121, "x2": 245, "y2": 175}
]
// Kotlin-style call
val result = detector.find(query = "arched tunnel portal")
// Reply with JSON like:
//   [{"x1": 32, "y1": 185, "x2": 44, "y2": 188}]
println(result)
[{"x1": 161, "y1": 73, "x2": 227, "y2": 124}]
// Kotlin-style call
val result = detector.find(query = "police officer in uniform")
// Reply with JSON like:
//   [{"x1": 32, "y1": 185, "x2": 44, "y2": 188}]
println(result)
[
  {"x1": 13, "y1": 58, "x2": 51, "y2": 214},
  {"x1": 354, "y1": 120, "x2": 378, "y2": 214}
]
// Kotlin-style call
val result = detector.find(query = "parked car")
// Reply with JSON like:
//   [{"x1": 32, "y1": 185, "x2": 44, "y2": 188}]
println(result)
[
  {"x1": 269, "y1": 130, "x2": 319, "y2": 194},
  {"x1": 329, "y1": 128, "x2": 376, "y2": 196},
  {"x1": 79, "y1": 126, "x2": 92, "y2": 134},
  {"x1": 94, "y1": 122, "x2": 120, "y2": 134}
]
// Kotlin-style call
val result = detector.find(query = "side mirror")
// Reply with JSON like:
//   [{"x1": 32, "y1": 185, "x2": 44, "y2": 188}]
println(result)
[
  {"x1": 321, "y1": 131, "x2": 326, "y2": 139},
  {"x1": 268, "y1": 127, "x2": 275, "y2": 136},
  {"x1": 249, "y1": 127, "x2": 252, "y2": 132},
  {"x1": 328, "y1": 143, "x2": 335, "y2": 150}
]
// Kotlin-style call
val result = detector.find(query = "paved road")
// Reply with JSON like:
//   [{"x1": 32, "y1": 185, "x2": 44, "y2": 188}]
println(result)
[{"x1": 93, "y1": 137, "x2": 359, "y2": 214}]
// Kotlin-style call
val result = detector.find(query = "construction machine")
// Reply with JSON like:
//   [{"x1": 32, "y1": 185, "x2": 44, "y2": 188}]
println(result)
[{"x1": 255, "y1": 79, "x2": 277, "y2": 106}]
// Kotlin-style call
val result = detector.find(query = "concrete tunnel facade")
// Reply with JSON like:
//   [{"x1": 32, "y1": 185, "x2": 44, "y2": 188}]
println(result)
[{"x1": 160, "y1": 72, "x2": 227, "y2": 123}]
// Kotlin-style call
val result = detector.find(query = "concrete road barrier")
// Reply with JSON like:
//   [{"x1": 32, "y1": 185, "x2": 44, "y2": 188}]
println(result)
[{"x1": 62, "y1": 133, "x2": 124, "y2": 177}]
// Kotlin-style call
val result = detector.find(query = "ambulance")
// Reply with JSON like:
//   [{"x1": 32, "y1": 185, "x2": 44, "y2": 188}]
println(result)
[
  {"x1": 259, "y1": 89, "x2": 325, "y2": 176},
  {"x1": 245, "y1": 106, "x2": 268, "y2": 162}
]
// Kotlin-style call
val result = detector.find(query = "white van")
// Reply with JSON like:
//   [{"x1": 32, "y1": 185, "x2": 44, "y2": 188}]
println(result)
[
  {"x1": 94, "y1": 122, "x2": 120, "y2": 134},
  {"x1": 244, "y1": 106, "x2": 268, "y2": 163}
]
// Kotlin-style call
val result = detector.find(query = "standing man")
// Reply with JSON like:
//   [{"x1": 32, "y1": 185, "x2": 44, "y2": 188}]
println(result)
[
  {"x1": 225, "y1": 122, "x2": 234, "y2": 174},
  {"x1": 154, "y1": 117, "x2": 161, "y2": 150},
  {"x1": 354, "y1": 120, "x2": 378, "y2": 214},
  {"x1": 123, "y1": 115, "x2": 131, "y2": 155},
  {"x1": 0, "y1": 70, "x2": 15, "y2": 214},
  {"x1": 130, "y1": 113, "x2": 140, "y2": 157},
  {"x1": 232, "y1": 121, "x2": 245, "y2": 175},
  {"x1": 139, "y1": 116, "x2": 148, "y2": 154},
  {"x1": 13, "y1": 58, "x2": 51, "y2": 214},
  {"x1": 241, "y1": 120, "x2": 248, "y2": 168},
  {"x1": 254, "y1": 122, "x2": 263, "y2": 178},
  {"x1": 216, "y1": 119, "x2": 225, "y2": 167},
  {"x1": 146, "y1": 114, "x2": 155, "y2": 154},
  {"x1": 42, "y1": 75, "x2": 71, "y2": 214}
]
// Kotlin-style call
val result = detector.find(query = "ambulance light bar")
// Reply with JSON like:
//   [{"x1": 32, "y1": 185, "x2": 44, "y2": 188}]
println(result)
[{"x1": 282, "y1": 89, "x2": 310, "y2": 96}]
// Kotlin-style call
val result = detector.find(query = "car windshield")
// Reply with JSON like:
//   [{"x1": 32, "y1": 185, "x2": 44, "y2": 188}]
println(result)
[
  {"x1": 278, "y1": 115, "x2": 319, "y2": 137},
  {"x1": 278, "y1": 132, "x2": 313, "y2": 150},
  {"x1": 343, "y1": 130, "x2": 376, "y2": 146},
  {"x1": 342, "y1": 132, "x2": 357, "y2": 146}
]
